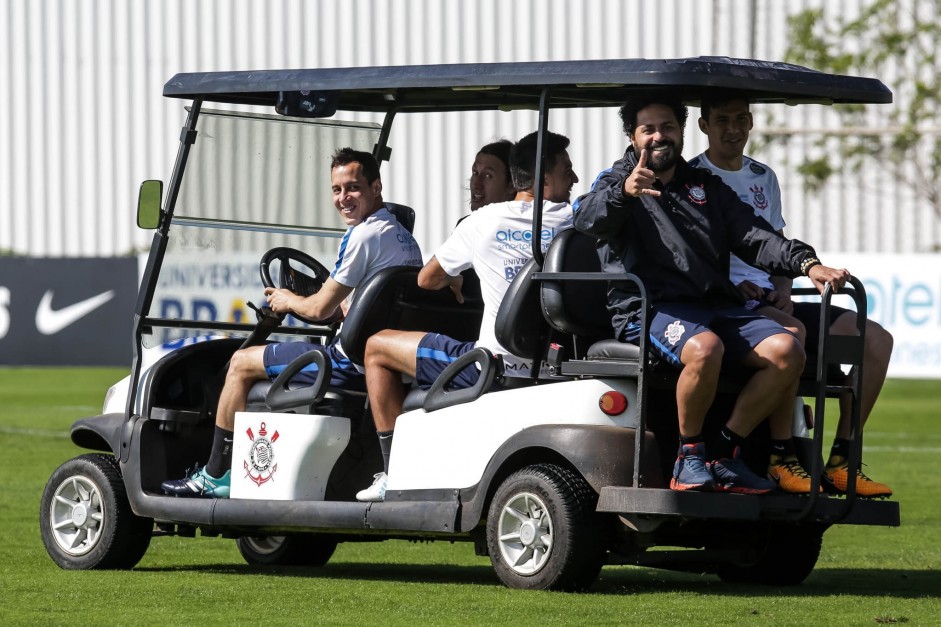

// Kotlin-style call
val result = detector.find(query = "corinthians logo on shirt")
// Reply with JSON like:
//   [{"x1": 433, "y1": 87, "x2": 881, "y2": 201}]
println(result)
[{"x1": 749, "y1": 184, "x2": 768, "y2": 211}]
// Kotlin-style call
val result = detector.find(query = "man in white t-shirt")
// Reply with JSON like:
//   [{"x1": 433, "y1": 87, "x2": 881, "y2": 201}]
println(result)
[
  {"x1": 693, "y1": 96, "x2": 893, "y2": 498},
  {"x1": 162, "y1": 148, "x2": 422, "y2": 499},
  {"x1": 356, "y1": 130, "x2": 578, "y2": 501}
]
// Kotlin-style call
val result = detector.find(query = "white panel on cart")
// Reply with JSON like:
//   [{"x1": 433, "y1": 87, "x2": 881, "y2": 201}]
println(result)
[{"x1": 230, "y1": 412, "x2": 350, "y2": 500}]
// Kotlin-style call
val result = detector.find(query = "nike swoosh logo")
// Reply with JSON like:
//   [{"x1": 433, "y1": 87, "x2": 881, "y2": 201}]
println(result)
[{"x1": 35, "y1": 289, "x2": 115, "y2": 335}]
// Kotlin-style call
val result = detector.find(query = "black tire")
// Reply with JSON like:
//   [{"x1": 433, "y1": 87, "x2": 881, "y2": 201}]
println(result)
[
  {"x1": 717, "y1": 523, "x2": 824, "y2": 586},
  {"x1": 486, "y1": 464, "x2": 606, "y2": 591},
  {"x1": 40, "y1": 453, "x2": 153, "y2": 570},
  {"x1": 236, "y1": 534, "x2": 338, "y2": 567}
]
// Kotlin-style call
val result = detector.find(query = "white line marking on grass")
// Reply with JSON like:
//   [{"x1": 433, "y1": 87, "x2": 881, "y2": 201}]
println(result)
[
  {"x1": 864, "y1": 446, "x2": 941, "y2": 454},
  {"x1": 0, "y1": 426, "x2": 70, "y2": 439}
]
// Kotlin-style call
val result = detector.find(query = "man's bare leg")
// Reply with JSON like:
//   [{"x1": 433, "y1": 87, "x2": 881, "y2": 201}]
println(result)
[
  {"x1": 727, "y1": 333, "x2": 805, "y2": 437},
  {"x1": 364, "y1": 330, "x2": 425, "y2": 432},
  {"x1": 670, "y1": 332, "x2": 723, "y2": 491},
  {"x1": 358, "y1": 330, "x2": 425, "y2": 502},
  {"x1": 216, "y1": 345, "x2": 268, "y2": 431},
  {"x1": 825, "y1": 314, "x2": 894, "y2": 496},
  {"x1": 676, "y1": 331, "x2": 723, "y2": 438},
  {"x1": 832, "y1": 314, "x2": 893, "y2": 438}
]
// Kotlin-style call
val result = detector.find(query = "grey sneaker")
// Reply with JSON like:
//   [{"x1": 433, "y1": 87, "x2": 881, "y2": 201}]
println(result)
[{"x1": 356, "y1": 472, "x2": 388, "y2": 502}]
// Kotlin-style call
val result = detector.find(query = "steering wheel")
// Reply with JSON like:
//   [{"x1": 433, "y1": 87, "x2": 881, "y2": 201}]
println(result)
[{"x1": 259, "y1": 247, "x2": 341, "y2": 326}]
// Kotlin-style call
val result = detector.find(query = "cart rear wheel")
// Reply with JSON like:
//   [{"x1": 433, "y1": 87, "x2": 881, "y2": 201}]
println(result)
[
  {"x1": 486, "y1": 464, "x2": 606, "y2": 591},
  {"x1": 717, "y1": 523, "x2": 824, "y2": 585}
]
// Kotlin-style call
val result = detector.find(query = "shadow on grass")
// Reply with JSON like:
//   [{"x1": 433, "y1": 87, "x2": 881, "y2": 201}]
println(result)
[{"x1": 135, "y1": 561, "x2": 941, "y2": 597}]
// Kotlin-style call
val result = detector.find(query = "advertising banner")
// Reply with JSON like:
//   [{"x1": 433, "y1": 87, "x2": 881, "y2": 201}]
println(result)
[
  {"x1": 797, "y1": 253, "x2": 941, "y2": 379},
  {"x1": 0, "y1": 258, "x2": 138, "y2": 366}
]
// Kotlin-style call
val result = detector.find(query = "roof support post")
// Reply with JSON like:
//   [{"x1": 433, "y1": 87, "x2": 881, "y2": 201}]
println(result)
[{"x1": 532, "y1": 88, "x2": 551, "y2": 267}]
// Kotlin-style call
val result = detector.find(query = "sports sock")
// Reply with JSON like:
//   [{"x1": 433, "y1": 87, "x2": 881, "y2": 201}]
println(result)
[
  {"x1": 828, "y1": 437, "x2": 850, "y2": 467},
  {"x1": 378, "y1": 430, "x2": 394, "y2": 473},
  {"x1": 711, "y1": 426, "x2": 744, "y2": 460},
  {"x1": 770, "y1": 438, "x2": 797, "y2": 462},
  {"x1": 205, "y1": 426, "x2": 234, "y2": 478}
]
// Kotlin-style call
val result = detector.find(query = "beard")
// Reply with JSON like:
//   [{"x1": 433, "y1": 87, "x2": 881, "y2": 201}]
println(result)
[{"x1": 639, "y1": 138, "x2": 683, "y2": 172}]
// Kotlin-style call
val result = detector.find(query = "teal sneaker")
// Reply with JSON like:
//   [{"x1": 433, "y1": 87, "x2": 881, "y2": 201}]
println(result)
[{"x1": 161, "y1": 465, "x2": 231, "y2": 498}]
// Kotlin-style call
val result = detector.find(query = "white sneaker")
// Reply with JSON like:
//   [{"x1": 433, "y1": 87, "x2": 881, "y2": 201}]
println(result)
[{"x1": 356, "y1": 472, "x2": 388, "y2": 502}]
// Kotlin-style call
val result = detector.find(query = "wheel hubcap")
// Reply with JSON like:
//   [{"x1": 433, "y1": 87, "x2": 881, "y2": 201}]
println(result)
[
  {"x1": 242, "y1": 535, "x2": 287, "y2": 555},
  {"x1": 497, "y1": 491, "x2": 553, "y2": 575},
  {"x1": 49, "y1": 475, "x2": 104, "y2": 556}
]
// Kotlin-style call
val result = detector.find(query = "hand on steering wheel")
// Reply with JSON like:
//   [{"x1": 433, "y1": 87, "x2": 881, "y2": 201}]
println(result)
[{"x1": 259, "y1": 247, "x2": 341, "y2": 326}]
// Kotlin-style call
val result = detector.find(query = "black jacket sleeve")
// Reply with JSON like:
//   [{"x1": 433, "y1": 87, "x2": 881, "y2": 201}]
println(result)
[
  {"x1": 716, "y1": 181, "x2": 816, "y2": 278},
  {"x1": 574, "y1": 150, "x2": 640, "y2": 240}
]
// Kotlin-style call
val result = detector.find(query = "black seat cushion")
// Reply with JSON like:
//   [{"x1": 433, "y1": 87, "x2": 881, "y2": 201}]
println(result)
[{"x1": 585, "y1": 339, "x2": 641, "y2": 361}]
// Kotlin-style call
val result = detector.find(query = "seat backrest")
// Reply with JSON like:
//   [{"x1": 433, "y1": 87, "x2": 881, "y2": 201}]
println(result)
[
  {"x1": 494, "y1": 259, "x2": 550, "y2": 363},
  {"x1": 540, "y1": 229, "x2": 612, "y2": 342},
  {"x1": 385, "y1": 202, "x2": 416, "y2": 233},
  {"x1": 340, "y1": 265, "x2": 483, "y2": 366}
]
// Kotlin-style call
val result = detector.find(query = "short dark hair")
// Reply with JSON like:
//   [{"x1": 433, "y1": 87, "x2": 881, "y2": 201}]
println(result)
[
  {"x1": 509, "y1": 131, "x2": 571, "y2": 191},
  {"x1": 618, "y1": 92, "x2": 689, "y2": 136},
  {"x1": 331, "y1": 147, "x2": 380, "y2": 183},
  {"x1": 476, "y1": 139, "x2": 513, "y2": 183},
  {"x1": 699, "y1": 92, "x2": 751, "y2": 121}
]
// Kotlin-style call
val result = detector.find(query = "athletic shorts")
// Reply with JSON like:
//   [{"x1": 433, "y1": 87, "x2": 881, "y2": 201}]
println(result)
[
  {"x1": 263, "y1": 340, "x2": 365, "y2": 392},
  {"x1": 414, "y1": 333, "x2": 480, "y2": 390},
  {"x1": 791, "y1": 302, "x2": 852, "y2": 355},
  {"x1": 620, "y1": 302, "x2": 794, "y2": 369}
]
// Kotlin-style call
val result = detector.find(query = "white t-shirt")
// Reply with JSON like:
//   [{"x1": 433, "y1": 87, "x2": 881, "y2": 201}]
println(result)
[
  {"x1": 434, "y1": 199, "x2": 573, "y2": 377},
  {"x1": 689, "y1": 152, "x2": 785, "y2": 291},
  {"x1": 331, "y1": 206, "x2": 422, "y2": 362},
  {"x1": 330, "y1": 206, "x2": 423, "y2": 287}
]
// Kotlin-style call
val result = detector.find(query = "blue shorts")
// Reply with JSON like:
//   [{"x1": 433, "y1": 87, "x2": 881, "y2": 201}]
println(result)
[
  {"x1": 263, "y1": 340, "x2": 365, "y2": 392},
  {"x1": 415, "y1": 333, "x2": 480, "y2": 390},
  {"x1": 621, "y1": 302, "x2": 794, "y2": 369}
]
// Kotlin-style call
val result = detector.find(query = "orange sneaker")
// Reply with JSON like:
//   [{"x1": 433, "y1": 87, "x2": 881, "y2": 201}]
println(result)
[
  {"x1": 768, "y1": 456, "x2": 821, "y2": 494},
  {"x1": 823, "y1": 462, "x2": 893, "y2": 498}
]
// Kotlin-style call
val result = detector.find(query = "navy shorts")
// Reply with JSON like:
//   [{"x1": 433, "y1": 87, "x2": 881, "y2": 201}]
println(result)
[
  {"x1": 621, "y1": 302, "x2": 794, "y2": 369},
  {"x1": 263, "y1": 340, "x2": 365, "y2": 392},
  {"x1": 415, "y1": 333, "x2": 480, "y2": 390}
]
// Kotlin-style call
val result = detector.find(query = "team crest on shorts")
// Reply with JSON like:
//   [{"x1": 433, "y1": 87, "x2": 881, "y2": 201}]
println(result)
[
  {"x1": 665, "y1": 320, "x2": 686, "y2": 346},
  {"x1": 750, "y1": 184, "x2": 768, "y2": 211},
  {"x1": 688, "y1": 184, "x2": 707, "y2": 204},
  {"x1": 244, "y1": 421, "x2": 280, "y2": 487}
]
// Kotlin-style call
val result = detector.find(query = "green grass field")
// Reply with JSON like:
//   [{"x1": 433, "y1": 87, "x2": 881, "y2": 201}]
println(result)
[{"x1": 1, "y1": 367, "x2": 939, "y2": 625}]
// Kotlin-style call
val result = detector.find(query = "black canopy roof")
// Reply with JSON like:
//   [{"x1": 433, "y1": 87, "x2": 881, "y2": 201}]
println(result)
[{"x1": 164, "y1": 56, "x2": 892, "y2": 112}]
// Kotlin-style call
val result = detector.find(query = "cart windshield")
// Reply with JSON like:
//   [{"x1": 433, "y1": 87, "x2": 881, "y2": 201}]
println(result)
[{"x1": 143, "y1": 108, "x2": 380, "y2": 349}]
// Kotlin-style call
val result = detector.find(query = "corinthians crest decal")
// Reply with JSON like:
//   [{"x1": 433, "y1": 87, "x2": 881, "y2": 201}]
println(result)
[
  {"x1": 244, "y1": 421, "x2": 280, "y2": 487},
  {"x1": 750, "y1": 184, "x2": 768, "y2": 211}
]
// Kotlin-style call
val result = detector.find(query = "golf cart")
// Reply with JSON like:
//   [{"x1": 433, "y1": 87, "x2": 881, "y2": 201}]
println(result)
[{"x1": 40, "y1": 57, "x2": 900, "y2": 591}]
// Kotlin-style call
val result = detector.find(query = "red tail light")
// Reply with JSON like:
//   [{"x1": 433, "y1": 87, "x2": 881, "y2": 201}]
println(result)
[{"x1": 599, "y1": 391, "x2": 628, "y2": 416}]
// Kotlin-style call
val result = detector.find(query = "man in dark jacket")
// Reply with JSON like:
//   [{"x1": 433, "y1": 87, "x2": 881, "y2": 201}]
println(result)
[{"x1": 574, "y1": 92, "x2": 850, "y2": 494}]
